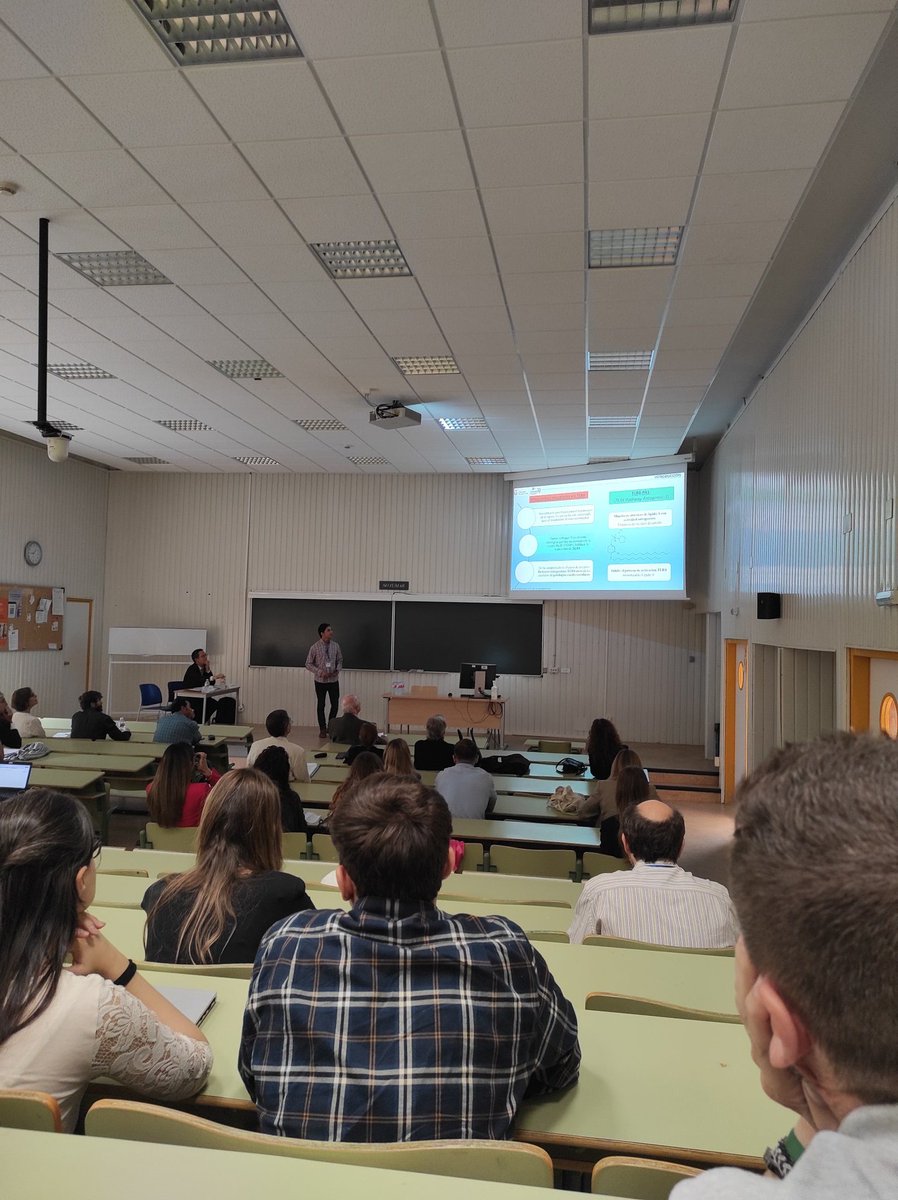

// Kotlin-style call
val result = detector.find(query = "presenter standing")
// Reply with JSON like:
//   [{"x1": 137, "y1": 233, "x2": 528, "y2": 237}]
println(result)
[{"x1": 305, "y1": 622, "x2": 342, "y2": 738}]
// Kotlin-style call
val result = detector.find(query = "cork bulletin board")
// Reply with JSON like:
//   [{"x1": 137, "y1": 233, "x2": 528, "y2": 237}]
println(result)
[{"x1": 0, "y1": 583, "x2": 64, "y2": 652}]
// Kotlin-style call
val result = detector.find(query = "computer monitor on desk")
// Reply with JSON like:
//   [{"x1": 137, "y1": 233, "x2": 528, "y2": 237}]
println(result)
[{"x1": 459, "y1": 662, "x2": 497, "y2": 695}]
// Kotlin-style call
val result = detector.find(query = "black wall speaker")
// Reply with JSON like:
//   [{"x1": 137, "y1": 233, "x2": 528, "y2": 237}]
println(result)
[{"x1": 757, "y1": 592, "x2": 782, "y2": 620}]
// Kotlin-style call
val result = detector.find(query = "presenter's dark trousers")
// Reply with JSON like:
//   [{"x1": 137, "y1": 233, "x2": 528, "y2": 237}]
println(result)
[{"x1": 315, "y1": 681, "x2": 339, "y2": 733}]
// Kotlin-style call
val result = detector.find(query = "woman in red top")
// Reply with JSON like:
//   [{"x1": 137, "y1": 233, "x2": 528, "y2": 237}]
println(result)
[{"x1": 147, "y1": 742, "x2": 221, "y2": 828}]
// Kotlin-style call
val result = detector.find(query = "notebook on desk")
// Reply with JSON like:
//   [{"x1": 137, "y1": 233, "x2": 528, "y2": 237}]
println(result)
[
  {"x1": 306, "y1": 761, "x2": 319, "y2": 779},
  {"x1": 0, "y1": 761, "x2": 32, "y2": 799},
  {"x1": 155, "y1": 985, "x2": 217, "y2": 1026}
]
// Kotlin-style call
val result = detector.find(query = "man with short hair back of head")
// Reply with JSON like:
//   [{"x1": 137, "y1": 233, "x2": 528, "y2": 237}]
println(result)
[
  {"x1": 246, "y1": 709, "x2": 309, "y2": 783},
  {"x1": 671, "y1": 733, "x2": 898, "y2": 1198},
  {"x1": 239, "y1": 774, "x2": 580, "y2": 1141},
  {"x1": 413, "y1": 713, "x2": 455, "y2": 771},
  {"x1": 568, "y1": 798, "x2": 738, "y2": 948},
  {"x1": 327, "y1": 693, "x2": 363, "y2": 744},
  {"x1": 434, "y1": 738, "x2": 497, "y2": 818},
  {"x1": 153, "y1": 696, "x2": 202, "y2": 746}
]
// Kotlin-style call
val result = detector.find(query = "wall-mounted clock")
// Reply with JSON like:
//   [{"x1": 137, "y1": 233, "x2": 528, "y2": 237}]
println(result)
[{"x1": 24, "y1": 540, "x2": 42, "y2": 567}]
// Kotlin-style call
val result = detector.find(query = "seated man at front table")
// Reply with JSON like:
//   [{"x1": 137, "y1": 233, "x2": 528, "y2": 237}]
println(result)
[
  {"x1": 240, "y1": 774, "x2": 580, "y2": 1140},
  {"x1": 568, "y1": 799, "x2": 737, "y2": 948},
  {"x1": 671, "y1": 733, "x2": 898, "y2": 1199},
  {"x1": 434, "y1": 738, "x2": 497, "y2": 819},
  {"x1": 247, "y1": 709, "x2": 309, "y2": 784},
  {"x1": 182, "y1": 647, "x2": 236, "y2": 724},
  {"x1": 71, "y1": 690, "x2": 132, "y2": 741},
  {"x1": 153, "y1": 696, "x2": 201, "y2": 747},
  {"x1": 413, "y1": 714, "x2": 456, "y2": 771}
]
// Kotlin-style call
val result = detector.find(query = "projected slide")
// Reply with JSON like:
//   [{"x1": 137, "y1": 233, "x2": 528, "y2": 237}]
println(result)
[{"x1": 509, "y1": 469, "x2": 686, "y2": 598}]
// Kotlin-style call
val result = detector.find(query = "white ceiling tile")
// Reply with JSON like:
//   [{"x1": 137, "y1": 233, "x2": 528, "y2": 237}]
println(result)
[
  {"x1": 134, "y1": 144, "x2": 269, "y2": 204},
  {"x1": 468, "y1": 123, "x2": 583, "y2": 189},
  {"x1": 588, "y1": 323, "x2": 663, "y2": 349},
  {"x1": 341, "y1": 277, "x2": 426, "y2": 311},
  {"x1": 681, "y1": 220, "x2": 786, "y2": 266},
  {"x1": 303, "y1": 327, "x2": 384, "y2": 360},
  {"x1": 741, "y1": 0, "x2": 893, "y2": 17},
  {"x1": 182, "y1": 200, "x2": 300, "y2": 248},
  {"x1": 280, "y1": 194, "x2": 391, "y2": 242},
  {"x1": 653, "y1": 346, "x2": 723, "y2": 371},
  {"x1": 516, "y1": 329, "x2": 584, "y2": 355},
  {"x1": 722, "y1": 14, "x2": 889, "y2": 109},
  {"x1": 588, "y1": 25, "x2": 729, "y2": 119},
  {"x1": 187, "y1": 60, "x2": 340, "y2": 142},
  {"x1": 64, "y1": 70, "x2": 227, "y2": 148},
  {"x1": 509, "y1": 303, "x2": 585, "y2": 332},
  {"x1": 351, "y1": 130, "x2": 475, "y2": 193},
  {"x1": 0, "y1": 154, "x2": 72, "y2": 211},
  {"x1": 494, "y1": 232, "x2": 584, "y2": 274},
  {"x1": 282, "y1": 0, "x2": 439, "y2": 57},
  {"x1": 503, "y1": 271, "x2": 584, "y2": 307},
  {"x1": 644, "y1": 387, "x2": 706, "y2": 407},
  {"x1": 588, "y1": 369, "x2": 649, "y2": 391},
  {"x1": 419, "y1": 274, "x2": 504, "y2": 308},
  {"x1": 240, "y1": 137, "x2": 370, "y2": 199},
  {"x1": 703, "y1": 103, "x2": 844, "y2": 174},
  {"x1": 264, "y1": 280, "x2": 354, "y2": 313},
  {"x1": 531, "y1": 389, "x2": 585, "y2": 405},
  {"x1": 658, "y1": 325, "x2": 735, "y2": 352},
  {"x1": 433, "y1": 306, "x2": 513, "y2": 334},
  {"x1": 526, "y1": 370, "x2": 587, "y2": 390},
  {"x1": 92, "y1": 205, "x2": 212, "y2": 251},
  {"x1": 649, "y1": 367, "x2": 715, "y2": 388},
  {"x1": 30, "y1": 149, "x2": 169, "y2": 208},
  {"x1": 0, "y1": 24, "x2": 47, "y2": 80},
  {"x1": 402, "y1": 236, "x2": 496, "y2": 278},
  {"x1": 447, "y1": 329, "x2": 516, "y2": 357},
  {"x1": 673, "y1": 262, "x2": 767, "y2": 299},
  {"x1": 588, "y1": 267, "x2": 674, "y2": 303},
  {"x1": 691, "y1": 168, "x2": 812, "y2": 225},
  {"x1": 0, "y1": 223, "x2": 36, "y2": 255},
  {"x1": 29, "y1": 209, "x2": 127, "y2": 254},
  {"x1": 482, "y1": 185, "x2": 584, "y2": 236},
  {"x1": 0, "y1": 0, "x2": 169, "y2": 74},
  {"x1": 0, "y1": 77, "x2": 115, "y2": 154},
  {"x1": 316, "y1": 52, "x2": 457, "y2": 135},
  {"x1": 149, "y1": 248, "x2": 249, "y2": 287},
  {"x1": 665, "y1": 296, "x2": 749, "y2": 327},
  {"x1": 182, "y1": 283, "x2": 278, "y2": 316},
  {"x1": 434, "y1": 0, "x2": 582, "y2": 46},
  {"x1": 587, "y1": 177, "x2": 696, "y2": 228},
  {"x1": 448, "y1": 40, "x2": 582, "y2": 128},
  {"x1": 589, "y1": 113, "x2": 711, "y2": 181},
  {"x1": 224, "y1": 312, "x2": 306, "y2": 344},
  {"x1": 379, "y1": 190, "x2": 487, "y2": 239},
  {"x1": 226, "y1": 242, "x2": 326, "y2": 285},
  {"x1": 362, "y1": 308, "x2": 451, "y2": 342}
]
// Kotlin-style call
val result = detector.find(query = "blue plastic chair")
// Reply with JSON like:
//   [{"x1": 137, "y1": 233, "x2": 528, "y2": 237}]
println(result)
[{"x1": 137, "y1": 683, "x2": 164, "y2": 720}]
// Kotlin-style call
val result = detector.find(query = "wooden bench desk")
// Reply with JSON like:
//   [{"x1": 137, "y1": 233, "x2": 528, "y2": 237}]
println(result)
[{"x1": 31, "y1": 753, "x2": 154, "y2": 775}]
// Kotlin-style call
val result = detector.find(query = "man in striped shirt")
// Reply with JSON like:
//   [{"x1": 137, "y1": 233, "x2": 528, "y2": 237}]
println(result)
[
  {"x1": 568, "y1": 799, "x2": 738, "y2": 948},
  {"x1": 239, "y1": 774, "x2": 580, "y2": 1141}
]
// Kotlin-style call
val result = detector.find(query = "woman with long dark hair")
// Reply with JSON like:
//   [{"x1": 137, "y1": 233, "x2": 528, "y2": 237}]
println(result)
[
  {"x1": 0, "y1": 789, "x2": 211, "y2": 1130},
  {"x1": 252, "y1": 745, "x2": 307, "y2": 833},
  {"x1": 585, "y1": 717, "x2": 625, "y2": 781},
  {"x1": 146, "y1": 741, "x2": 221, "y2": 828},
  {"x1": 598, "y1": 765, "x2": 654, "y2": 857},
  {"x1": 574, "y1": 748, "x2": 658, "y2": 823},
  {"x1": 143, "y1": 768, "x2": 313, "y2": 964}
]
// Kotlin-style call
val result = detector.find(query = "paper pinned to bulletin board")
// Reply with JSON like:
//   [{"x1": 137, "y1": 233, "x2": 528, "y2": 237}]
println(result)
[{"x1": 0, "y1": 583, "x2": 64, "y2": 652}]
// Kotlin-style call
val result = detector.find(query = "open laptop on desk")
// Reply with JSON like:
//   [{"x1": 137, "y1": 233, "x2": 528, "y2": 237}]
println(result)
[{"x1": 0, "y1": 761, "x2": 32, "y2": 800}]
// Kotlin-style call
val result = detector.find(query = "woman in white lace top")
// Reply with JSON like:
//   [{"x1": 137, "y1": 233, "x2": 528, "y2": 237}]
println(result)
[{"x1": 0, "y1": 789, "x2": 213, "y2": 1131}]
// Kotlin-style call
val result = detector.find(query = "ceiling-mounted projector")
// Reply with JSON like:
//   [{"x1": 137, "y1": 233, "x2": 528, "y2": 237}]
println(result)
[{"x1": 369, "y1": 401, "x2": 421, "y2": 431}]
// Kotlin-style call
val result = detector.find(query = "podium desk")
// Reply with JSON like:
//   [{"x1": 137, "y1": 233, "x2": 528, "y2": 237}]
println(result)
[
  {"x1": 384, "y1": 694, "x2": 505, "y2": 747},
  {"x1": 175, "y1": 685, "x2": 241, "y2": 726}
]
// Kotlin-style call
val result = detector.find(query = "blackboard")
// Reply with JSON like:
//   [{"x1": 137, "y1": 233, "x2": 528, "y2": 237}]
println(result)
[
  {"x1": 393, "y1": 601, "x2": 543, "y2": 675},
  {"x1": 249, "y1": 598, "x2": 392, "y2": 669}
]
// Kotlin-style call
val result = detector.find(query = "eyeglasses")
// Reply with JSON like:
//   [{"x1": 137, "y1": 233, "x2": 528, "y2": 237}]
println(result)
[{"x1": 90, "y1": 835, "x2": 102, "y2": 862}]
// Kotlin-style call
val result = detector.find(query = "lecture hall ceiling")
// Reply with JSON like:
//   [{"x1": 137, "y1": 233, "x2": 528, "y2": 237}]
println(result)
[{"x1": 0, "y1": 0, "x2": 895, "y2": 475}]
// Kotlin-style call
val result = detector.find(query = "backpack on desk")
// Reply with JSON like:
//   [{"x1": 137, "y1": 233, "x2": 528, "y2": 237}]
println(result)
[{"x1": 478, "y1": 752, "x2": 530, "y2": 776}]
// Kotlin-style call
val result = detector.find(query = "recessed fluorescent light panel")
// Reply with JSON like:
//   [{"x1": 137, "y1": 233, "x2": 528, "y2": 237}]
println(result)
[
  {"x1": 394, "y1": 356, "x2": 460, "y2": 375},
  {"x1": 589, "y1": 227, "x2": 682, "y2": 268},
  {"x1": 589, "y1": 0, "x2": 738, "y2": 34},
  {"x1": 310, "y1": 241, "x2": 412, "y2": 279},
  {"x1": 156, "y1": 419, "x2": 214, "y2": 432},
  {"x1": 588, "y1": 415, "x2": 639, "y2": 428},
  {"x1": 348, "y1": 455, "x2": 389, "y2": 466},
  {"x1": 45, "y1": 362, "x2": 115, "y2": 380},
  {"x1": 588, "y1": 351, "x2": 654, "y2": 371},
  {"x1": 466, "y1": 456, "x2": 507, "y2": 467},
  {"x1": 55, "y1": 250, "x2": 171, "y2": 287},
  {"x1": 207, "y1": 359, "x2": 283, "y2": 379},
  {"x1": 438, "y1": 417, "x2": 488, "y2": 431},
  {"x1": 130, "y1": 0, "x2": 302, "y2": 65},
  {"x1": 294, "y1": 418, "x2": 347, "y2": 432},
  {"x1": 235, "y1": 455, "x2": 280, "y2": 466},
  {"x1": 124, "y1": 457, "x2": 170, "y2": 465},
  {"x1": 31, "y1": 419, "x2": 82, "y2": 432}
]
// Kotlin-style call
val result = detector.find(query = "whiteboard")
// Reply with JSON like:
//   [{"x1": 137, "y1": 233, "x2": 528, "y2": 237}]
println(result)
[{"x1": 108, "y1": 627, "x2": 207, "y2": 656}]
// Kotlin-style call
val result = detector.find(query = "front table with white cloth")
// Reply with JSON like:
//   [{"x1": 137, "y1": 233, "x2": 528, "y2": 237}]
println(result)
[{"x1": 174, "y1": 685, "x2": 240, "y2": 725}]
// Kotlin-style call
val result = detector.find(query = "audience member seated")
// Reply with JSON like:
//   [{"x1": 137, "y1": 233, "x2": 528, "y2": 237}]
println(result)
[
  {"x1": 239, "y1": 773, "x2": 580, "y2": 1140},
  {"x1": 330, "y1": 751, "x2": 383, "y2": 814},
  {"x1": 434, "y1": 738, "x2": 497, "y2": 819},
  {"x1": 0, "y1": 788, "x2": 211, "y2": 1131},
  {"x1": 327, "y1": 694, "x2": 363, "y2": 745},
  {"x1": 182, "y1": 648, "x2": 236, "y2": 724},
  {"x1": 586, "y1": 717, "x2": 625, "y2": 781},
  {"x1": 143, "y1": 769, "x2": 313, "y2": 964},
  {"x1": 413, "y1": 714, "x2": 456, "y2": 772},
  {"x1": 0, "y1": 693, "x2": 21, "y2": 749},
  {"x1": 574, "y1": 748, "x2": 657, "y2": 824},
  {"x1": 71, "y1": 691, "x2": 132, "y2": 741},
  {"x1": 673, "y1": 733, "x2": 898, "y2": 1200},
  {"x1": 343, "y1": 721, "x2": 385, "y2": 766},
  {"x1": 246, "y1": 709, "x2": 309, "y2": 783},
  {"x1": 153, "y1": 697, "x2": 202, "y2": 746},
  {"x1": 252, "y1": 745, "x2": 307, "y2": 834},
  {"x1": 146, "y1": 743, "x2": 221, "y2": 829},
  {"x1": 569, "y1": 799, "x2": 738, "y2": 948},
  {"x1": 10, "y1": 687, "x2": 45, "y2": 738},
  {"x1": 598, "y1": 764, "x2": 655, "y2": 857},
  {"x1": 383, "y1": 737, "x2": 420, "y2": 779}
]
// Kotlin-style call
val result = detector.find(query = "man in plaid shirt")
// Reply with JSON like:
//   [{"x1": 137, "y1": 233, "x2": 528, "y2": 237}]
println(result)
[{"x1": 239, "y1": 775, "x2": 580, "y2": 1141}]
